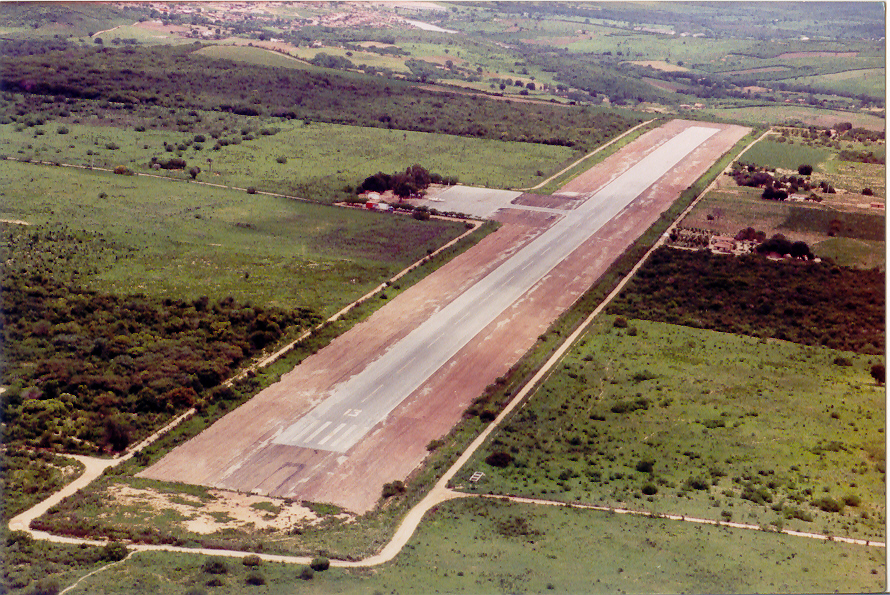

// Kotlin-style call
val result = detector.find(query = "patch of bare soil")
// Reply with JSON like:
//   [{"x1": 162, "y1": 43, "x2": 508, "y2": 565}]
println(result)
[{"x1": 108, "y1": 485, "x2": 348, "y2": 535}]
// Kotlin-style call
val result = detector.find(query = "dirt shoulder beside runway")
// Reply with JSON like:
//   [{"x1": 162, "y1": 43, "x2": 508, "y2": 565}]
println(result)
[{"x1": 142, "y1": 120, "x2": 750, "y2": 514}]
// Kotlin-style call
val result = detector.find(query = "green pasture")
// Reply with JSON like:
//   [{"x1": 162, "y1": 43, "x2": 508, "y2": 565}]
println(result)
[
  {"x1": 0, "y1": 159, "x2": 465, "y2": 316},
  {"x1": 93, "y1": 24, "x2": 183, "y2": 45},
  {"x1": 287, "y1": 44, "x2": 410, "y2": 73},
  {"x1": 58, "y1": 498, "x2": 884, "y2": 594},
  {"x1": 195, "y1": 44, "x2": 322, "y2": 71},
  {"x1": 786, "y1": 68, "x2": 885, "y2": 99},
  {"x1": 701, "y1": 105, "x2": 886, "y2": 131},
  {"x1": 739, "y1": 138, "x2": 833, "y2": 172},
  {"x1": 467, "y1": 319, "x2": 885, "y2": 543},
  {"x1": 821, "y1": 160, "x2": 885, "y2": 198},
  {"x1": 568, "y1": 36, "x2": 751, "y2": 68},
  {"x1": 199, "y1": 120, "x2": 575, "y2": 198},
  {"x1": 814, "y1": 237, "x2": 886, "y2": 270},
  {"x1": 681, "y1": 185, "x2": 792, "y2": 235},
  {"x1": 0, "y1": 118, "x2": 576, "y2": 201}
]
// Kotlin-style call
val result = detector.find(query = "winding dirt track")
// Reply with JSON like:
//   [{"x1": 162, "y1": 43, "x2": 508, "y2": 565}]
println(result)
[{"x1": 142, "y1": 120, "x2": 751, "y2": 514}]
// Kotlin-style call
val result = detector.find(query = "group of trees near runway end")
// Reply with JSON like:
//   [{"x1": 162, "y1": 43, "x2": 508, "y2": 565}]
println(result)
[
  {"x1": 0, "y1": 226, "x2": 319, "y2": 455},
  {"x1": 607, "y1": 247, "x2": 884, "y2": 355},
  {"x1": 0, "y1": 40, "x2": 641, "y2": 152},
  {"x1": 359, "y1": 164, "x2": 456, "y2": 200}
]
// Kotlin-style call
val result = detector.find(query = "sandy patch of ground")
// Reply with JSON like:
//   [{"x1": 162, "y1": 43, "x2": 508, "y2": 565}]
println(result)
[
  {"x1": 0, "y1": 218, "x2": 30, "y2": 225},
  {"x1": 107, "y1": 485, "x2": 345, "y2": 535}
]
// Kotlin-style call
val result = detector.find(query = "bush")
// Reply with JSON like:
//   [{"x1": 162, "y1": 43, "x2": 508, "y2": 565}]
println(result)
[
  {"x1": 202, "y1": 558, "x2": 229, "y2": 574},
  {"x1": 298, "y1": 565, "x2": 315, "y2": 580},
  {"x1": 246, "y1": 187, "x2": 257, "y2": 194},
  {"x1": 244, "y1": 571, "x2": 266, "y2": 586},
  {"x1": 310, "y1": 556, "x2": 330, "y2": 572},
  {"x1": 842, "y1": 494, "x2": 861, "y2": 507},
  {"x1": 381, "y1": 480, "x2": 406, "y2": 498},
  {"x1": 814, "y1": 497, "x2": 844, "y2": 513},
  {"x1": 683, "y1": 477, "x2": 709, "y2": 491},
  {"x1": 30, "y1": 577, "x2": 61, "y2": 595},
  {"x1": 641, "y1": 483, "x2": 658, "y2": 495},
  {"x1": 613, "y1": 316, "x2": 628, "y2": 328},
  {"x1": 103, "y1": 541, "x2": 129, "y2": 561},
  {"x1": 485, "y1": 451, "x2": 513, "y2": 468},
  {"x1": 862, "y1": 188, "x2": 874, "y2": 196},
  {"x1": 242, "y1": 554, "x2": 262, "y2": 567},
  {"x1": 798, "y1": 164, "x2": 813, "y2": 176},
  {"x1": 276, "y1": 155, "x2": 287, "y2": 164},
  {"x1": 635, "y1": 460, "x2": 654, "y2": 473},
  {"x1": 113, "y1": 165, "x2": 133, "y2": 176}
]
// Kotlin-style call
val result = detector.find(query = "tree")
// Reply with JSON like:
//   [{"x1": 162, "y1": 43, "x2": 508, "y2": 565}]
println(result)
[
  {"x1": 871, "y1": 364, "x2": 885, "y2": 385},
  {"x1": 188, "y1": 166, "x2": 201, "y2": 179},
  {"x1": 789, "y1": 241, "x2": 812, "y2": 259},
  {"x1": 798, "y1": 164, "x2": 813, "y2": 176}
]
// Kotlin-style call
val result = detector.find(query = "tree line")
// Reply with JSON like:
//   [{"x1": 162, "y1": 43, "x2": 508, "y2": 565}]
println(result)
[
  {"x1": 0, "y1": 39, "x2": 641, "y2": 152},
  {"x1": 607, "y1": 247, "x2": 884, "y2": 355}
]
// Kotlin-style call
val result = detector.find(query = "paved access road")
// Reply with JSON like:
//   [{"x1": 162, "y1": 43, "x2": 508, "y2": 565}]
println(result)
[{"x1": 273, "y1": 125, "x2": 720, "y2": 453}]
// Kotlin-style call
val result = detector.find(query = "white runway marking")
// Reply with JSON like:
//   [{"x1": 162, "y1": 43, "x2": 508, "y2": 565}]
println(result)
[{"x1": 273, "y1": 126, "x2": 720, "y2": 453}]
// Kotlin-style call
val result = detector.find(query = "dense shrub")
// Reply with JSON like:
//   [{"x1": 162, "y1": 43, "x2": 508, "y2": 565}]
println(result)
[
  {"x1": 607, "y1": 248, "x2": 884, "y2": 354},
  {"x1": 201, "y1": 558, "x2": 229, "y2": 575},
  {"x1": 381, "y1": 480, "x2": 406, "y2": 498},
  {"x1": 244, "y1": 571, "x2": 266, "y2": 586},
  {"x1": 102, "y1": 541, "x2": 128, "y2": 562},
  {"x1": 241, "y1": 554, "x2": 262, "y2": 567},
  {"x1": 0, "y1": 226, "x2": 319, "y2": 453},
  {"x1": 485, "y1": 451, "x2": 513, "y2": 468},
  {"x1": 813, "y1": 497, "x2": 844, "y2": 513},
  {"x1": 309, "y1": 557, "x2": 330, "y2": 572},
  {"x1": 298, "y1": 566, "x2": 314, "y2": 580}
]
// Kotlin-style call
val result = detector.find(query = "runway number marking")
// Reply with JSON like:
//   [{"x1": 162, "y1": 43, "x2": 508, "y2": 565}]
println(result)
[{"x1": 344, "y1": 409, "x2": 362, "y2": 417}]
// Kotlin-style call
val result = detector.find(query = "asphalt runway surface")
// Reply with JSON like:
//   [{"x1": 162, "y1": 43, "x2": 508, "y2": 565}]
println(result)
[{"x1": 272, "y1": 125, "x2": 721, "y2": 453}]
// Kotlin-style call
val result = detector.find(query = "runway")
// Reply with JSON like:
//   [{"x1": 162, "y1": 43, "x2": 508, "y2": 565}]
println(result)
[{"x1": 272, "y1": 125, "x2": 721, "y2": 453}]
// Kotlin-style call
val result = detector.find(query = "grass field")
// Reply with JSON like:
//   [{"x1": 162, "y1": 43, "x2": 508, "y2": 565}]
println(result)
[
  {"x1": 0, "y1": 159, "x2": 465, "y2": 316},
  {"x1": 788, "y1": 68, "x2": 886, "y2": 99},
  {"x1": 701, "y1": 106, "x2": 885, "y2": 131},
  {"x1": 467, "y1": 319, "x2": 885, "y2": 543},
  {"x1": 195, "y1": 44, "x2": 323, "y2": 71},
  {"x1": 56, "y1": 497, "x2": 885, "y2": 594},
  {"x1": 0, "y1": 117, "x2": 576, "y2": 201},
  {"x1": 739, "y1": 139, "x2": 833, "y2": 172}
]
